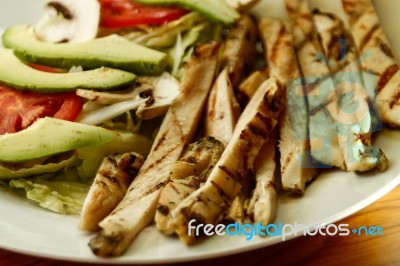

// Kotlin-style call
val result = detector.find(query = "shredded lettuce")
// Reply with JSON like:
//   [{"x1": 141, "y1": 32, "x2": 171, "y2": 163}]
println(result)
[
  {"x1": 169, "y1": 22, "x2": 209, "y2": 76},
  {"x1": 128, "y1": 12, "x2": 206, "y2": 48},
  {"x1": 9, "y1": 178, "x2": 89, "y2": 215}
]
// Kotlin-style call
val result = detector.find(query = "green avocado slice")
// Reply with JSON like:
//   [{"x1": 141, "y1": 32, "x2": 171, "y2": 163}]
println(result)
[
  {"x1": 0, "y1": 117, "x2": 120, "y2": 163},
  {"x1": 0, "y1": 48, "x2": 136, "y2": 92},
  {"x1": 2, "y1": 25, "x2": 168, "y2": 75}
]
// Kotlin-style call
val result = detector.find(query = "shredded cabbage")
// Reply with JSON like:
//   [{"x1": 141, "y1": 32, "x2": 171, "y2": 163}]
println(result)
[{"x1": 77, "y1": 96, "x2": 148, "y2": 126}]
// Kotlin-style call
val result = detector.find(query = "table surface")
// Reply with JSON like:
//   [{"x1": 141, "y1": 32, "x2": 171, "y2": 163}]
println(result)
[{"x1": 1, "y1": 185, "x2": 399, "y2": 266}]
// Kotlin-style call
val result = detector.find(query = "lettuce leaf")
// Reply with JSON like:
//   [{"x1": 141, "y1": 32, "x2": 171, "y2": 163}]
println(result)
[{"x1": 9, "y1": 178, "x2": 89, "y2": 215}]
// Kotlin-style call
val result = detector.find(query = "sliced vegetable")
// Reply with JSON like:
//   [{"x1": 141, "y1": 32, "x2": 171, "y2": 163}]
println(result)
[
  {"x1": 100, "y1": 0, "x2": 188, "y2": 28},
  {"x1": 134, "y1": 0, "x2": 240, "y2": 25},
  {"x1": 129, "y1": 12, "x2": 206, "y2": 48},
  {"x1": 77, "y1": 96, "x2": 148, "y2": 125},
  {"x1": 2, "y1": 25, "x2": 168, "y2": 75},
  {"x1": 0, "y1": 117, "x2": 121, "y2": 163},
  {"x1": 0, "y1": 85, "x2": 83, "y2": 134},
  {"x1": 169, "y1": 23, "x2": 207, "y2": 75},
  {"x1": 0, "y1": 49, "x2": 136, "y2": 93},
  {"x1": 136, "y1": 72, "x2": 181, "y2": 119},
  {"x1": 35, "y1": 0, "x2": 100, "y2": 43}
]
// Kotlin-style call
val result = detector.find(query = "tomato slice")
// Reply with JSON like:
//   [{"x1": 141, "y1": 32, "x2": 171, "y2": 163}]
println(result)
[
  {"x1": 100, "y1": 0, "x2": 188, "y2": 28},
  {"x1": 0, "y1": 65, "x2": 83, "y2": 134},
  {"x1": 28, "y1": 63, "x2": 62, "y2": 73},
  {"x1": 0, "y1": 86, "x2": 83, "y2": 135}
]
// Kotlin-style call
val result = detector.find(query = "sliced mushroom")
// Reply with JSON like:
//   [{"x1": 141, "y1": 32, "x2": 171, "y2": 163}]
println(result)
[
  {"x1": 136, "y1": 72, "x2": 181, "y2": 120},
  {"x1": 35, "y1": 0, "x2": 100, "y2": 43},
  {"x1": 76, "y1": 72, "x2": 181, "y2": 120}
]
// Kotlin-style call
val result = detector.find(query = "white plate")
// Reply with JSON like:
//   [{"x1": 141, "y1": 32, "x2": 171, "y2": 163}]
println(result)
[{"x1": 1, "y1": 0, "x2": 400, "y2": 264}]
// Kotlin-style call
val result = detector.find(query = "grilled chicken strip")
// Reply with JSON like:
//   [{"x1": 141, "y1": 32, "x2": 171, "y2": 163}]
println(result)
[
  {"x1": 156, "y1": 137, "x2": 224, "y2": 234},
  {"x1": 89, "y1": 42, "x2": 220, "y2": 257},
  {"x1": 80, "y1": 153, "x2": 144, "y2": 232},
  {"x1": 342, "y1": 0, "x2": 400, "y2": 127},
  {"x1": 285, "y1": 0, "x2": 345, "y2": 169},
  {"x1": 246, "y1": 131, "x2": 277, "y2": 225},
  {"x1": 170, "y1": 77, "x2": 285, "y2": 245},
  {"x1": 221, "y1": 15, "x2": 258, "y2": 87},
  {"x1": 259, "y1": 17, "x2": 319, "y2": 193},
  {"x1": 237, "y1": 69, "x2": 269, "y2": 105},
  {"x1": 313, "y1": 11, "x2": 388, "y2": 172},
  {"x1": 205, "y1": 68, "x2": 249, "y2": 223},
  {"x1": 205, "y1": 68, "x2": 241, "y2": 146}
]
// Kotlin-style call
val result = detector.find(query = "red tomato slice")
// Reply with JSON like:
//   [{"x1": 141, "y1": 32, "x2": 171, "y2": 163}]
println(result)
[
  {"x1": 0, "y1": 86, "x2": 83, "y2": 135},
  {"x1": 28, "y1": 63, "x2": 62, "y2": 73},
  {"x1": 100, "y1": 0, "x2": 188, "y2": 28},
  {"x1": 0, "y1": 65, "x2": 83, "y2": 134}
]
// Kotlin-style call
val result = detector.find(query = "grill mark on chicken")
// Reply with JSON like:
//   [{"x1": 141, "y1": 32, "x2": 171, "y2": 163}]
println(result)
[
  {"x1": 271, "y1": 26, "x2": 287, "y2": 64},
  {"x1": 377, "y1": 38, "x2": 395, "y2": 58},
  {"x1": 295, "y1": 32, "x2": 314, "y2": 51},
  {"x1": 100, "y1": 172, "x2": 120, "y2": 186},
  {"x1": 359, "y1": 24, "x2": 379, "y2": 51},
  {"x1": 157, "y1": 205, "x2": 170, "y2": 216},
  {"x1": 210, "y1": 180, "x2": 231, "y2": 198},
  {"x1": 378, "y1": 65, "x2": 399, "y2": 92},
  {"x1": 389, "y1": 91, "x2": 400, "y2": 109}
]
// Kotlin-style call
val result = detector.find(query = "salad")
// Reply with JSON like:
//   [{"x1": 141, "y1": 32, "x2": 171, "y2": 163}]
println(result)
[
  {"x1": 0, "y1": 0, "x2": 232, "y2": 215},
  {"x1": 0, "y1": 0, "x2": 399, "y2": 259}
]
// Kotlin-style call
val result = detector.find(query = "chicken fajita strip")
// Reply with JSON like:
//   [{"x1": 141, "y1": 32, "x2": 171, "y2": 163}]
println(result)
[
  {"x1": 220, "y1": 15, "x2": 258, "y2": 87},
  {"x1": 155, "y1": 137, "x2": 225, "y2": 234},
  {"x1": 285, "y1": 0, "x2": 345, "y2": 170},
  {"x1": 259, "y1": 17, "x2": 319, "y2": 193},
  {"x1": 246, "y1": 130, "x2": 277, "y2": 225},
  {"x1": 313, "y1": 10, "x2": 388, "y2": 172},
  {"x1": 80, "y1": 153, "x2": 144, "y2": 232},
  {"x1": 342, "y1": 0, "x2": 400, "y2": 127}
]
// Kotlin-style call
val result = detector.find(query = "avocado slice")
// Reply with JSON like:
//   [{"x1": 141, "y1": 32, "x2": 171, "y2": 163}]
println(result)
[
  {"x1": 0, "y1": 117, "x2": 120, "y2": 163},
  {"x1": 135, "y1": 0, "x2": 240, "y2": 25},
  {"x1": 2, "y1": 25, "x2": 168, "y2": 75},
  {"x1": 0, "y1": 48, "x2": 135, "y2": 92}
]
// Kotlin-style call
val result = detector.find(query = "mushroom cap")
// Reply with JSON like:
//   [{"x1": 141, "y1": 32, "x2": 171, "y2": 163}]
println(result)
[{"x1": 35, "y1": 0, "x2": 100, "y2": 43}]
